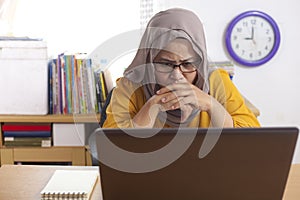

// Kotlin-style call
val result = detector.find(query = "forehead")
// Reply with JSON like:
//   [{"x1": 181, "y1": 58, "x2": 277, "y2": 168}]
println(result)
[{"x1": 155, "y1": 38, "x2": 198, "y2": 60}]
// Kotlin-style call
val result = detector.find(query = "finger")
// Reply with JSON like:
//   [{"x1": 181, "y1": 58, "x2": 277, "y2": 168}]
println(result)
[
  {"x1": 159, "y1": 88, "x2": 196, "y2": 108},
  {"x1": 160, "y1": 92, "x2": 179, "y2": 104},
  {"x1": 156, "y1": 82, "x2": 187, "y2": 95},
  {"x1": 157, "y1": 83, "x2": 193, "y2": 99},
  {"x1": 160, "y1": 97, "x2": 184, "y2": 111},
  {"x1": 156, "y1": 86, "x2": 171, "y2": 95}
]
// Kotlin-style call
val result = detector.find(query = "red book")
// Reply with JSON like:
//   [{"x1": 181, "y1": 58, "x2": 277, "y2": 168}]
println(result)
[{"x1": 2, "y1": 123, "x2": 51, "y2": 131}]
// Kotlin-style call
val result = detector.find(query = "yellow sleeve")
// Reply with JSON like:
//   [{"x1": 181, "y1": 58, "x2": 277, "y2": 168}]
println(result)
[
  {"x1": 102, "y1": 77, "x2": 145, "y2": 128},
  {"x1": 209, "y1": 69, "x2": 260, "y2": 127}
]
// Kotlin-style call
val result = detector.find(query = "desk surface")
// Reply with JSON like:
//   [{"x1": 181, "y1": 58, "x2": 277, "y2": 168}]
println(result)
[
  {"x1": 284, "y1": 164, "x2": 300, "y2": 200},
  {"x1": 0, "y1": 164, "x2": 299, "y2": 200},
  {"x1": 0, "y1": 165, "x2": 102, "y2": 200}
]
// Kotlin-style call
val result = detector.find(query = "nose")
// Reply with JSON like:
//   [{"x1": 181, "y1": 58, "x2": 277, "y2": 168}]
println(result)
[{"x1": 170, "y1": 66, "x2": 184, "y2": 80}]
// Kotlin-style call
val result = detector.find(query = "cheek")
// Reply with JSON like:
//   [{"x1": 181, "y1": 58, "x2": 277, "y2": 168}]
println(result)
[
  {"x1": 184, "y1": 73, "x2": 197, "y2": 84},
  {"x1": 155, "y1": 72, "x2": 170, "y2": 86}
]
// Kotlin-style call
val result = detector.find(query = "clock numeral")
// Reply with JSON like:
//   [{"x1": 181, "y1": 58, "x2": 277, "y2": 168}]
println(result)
[
  {"x1": 235, "y1": 44, "x2": 239, "y2": 49},
  {"x1": 265, "y1": 46, "x2": 269, "y2": 51},
  {"x1": 243, "y1": 21, "x2": 248, "y2": 27},
  {"x1": 233, "y1": 35, "x2": 238, "y2": 40},
  {"x1": 268, "y1": 37, "x2": 272, "y2": 42},
  {"x1": 249, "y1": 53, "x2": 253, "y2": 59},
  {"x1": 236, "y1": 27, "x2": 242, "y2": 33},
  {"x1": 258, "y1": 51, "x2": 262, "y2": 57},
  {"x1": 251, "y1": 19, "x2": 256, "y2": 25},
  {"x1": 266, "y1": 29, "x2": 270, "y2": 34}
]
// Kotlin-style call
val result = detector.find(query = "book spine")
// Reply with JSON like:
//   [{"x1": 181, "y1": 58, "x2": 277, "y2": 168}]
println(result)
[
  {"x1": 4, "y1": 137, "x2": 51, "y2": 147},
  {"x1": 3, "y1": 131, "x2": 51, "y2": 137},
  {"x1": 48, "y1": 60, "x2": 53, "y2": 114},
  {"x1": 51, "y1": 59, "x2": 58, "y2": 114},
  {"x1": 72, "y1": 55, "x2": 80, "y2": 114},
  {"x1": 60, "y1": 54, "x2": 67, "y2": 114},
  {"x1": 56, "y1": 55, "x2": 62, "y2": 114},
  {"x1": 100, "y1": 71, "x2": 107, "y2": 103},
  {"x1": 94, "y1": 71, "x2": 102, "y2": 113},
  {"x1": 4, "y1": 137, "x2": 51, "y2": 141},
  {"x1": 82, "y1": 60, "x2": 90, "y2": 113},
  {"x1": 65, "y1": 55, "x2": 72, "y2": 113},
  {"x1": 2, "y1": 124, "x2": 51, "y2": 131},
  {"x1": 77, "y1": 59, "x2": 85, "y2": 114},
  {"x1": 86, "y1": 59, "x2": 97, "y2": 113}
]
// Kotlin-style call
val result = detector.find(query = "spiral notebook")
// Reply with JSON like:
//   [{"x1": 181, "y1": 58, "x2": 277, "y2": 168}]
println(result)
[{"x1": 40, "y1": 170, "x2": 98, "y2": 200}]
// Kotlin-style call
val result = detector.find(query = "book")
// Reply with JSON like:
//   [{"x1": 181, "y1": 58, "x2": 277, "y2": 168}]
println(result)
[
  {"x1": 40, "y1": 170, "x2": 98, "y2": 200},
  {"x1": 4, "y1": 137, "x2": 51, "y2": 141},
  {"x1": 102, "y1": 69, "x2": 114, "y2": 96},
  {"x1": 49, "y1": 59, "x2": 57, "y2": 114},
  {"x1": 2, "y1": 123, "x2": 51, "y2": 131},
  {"x1": 48, "y1": 60, "x2": 53, "y2": 114},
  {"x1": 56, "y1": 55, "x2": 63, "y2": 114},
  {"x1": 3, "y1": 131, "x2": 51, "y2": 137},
  {"x1": 4, "y1": 137, "x2": 51, "y2": 147}
]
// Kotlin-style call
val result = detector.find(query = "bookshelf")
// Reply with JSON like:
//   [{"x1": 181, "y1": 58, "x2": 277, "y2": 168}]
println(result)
[{"x1": 0, "y1": 114, "x2": 100, "y2": 166}]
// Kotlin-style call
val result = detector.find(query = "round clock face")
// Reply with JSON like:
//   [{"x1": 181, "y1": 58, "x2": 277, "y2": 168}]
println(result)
[{"x1": 225, "y1": 11, "x2": 281, "y2": 67}]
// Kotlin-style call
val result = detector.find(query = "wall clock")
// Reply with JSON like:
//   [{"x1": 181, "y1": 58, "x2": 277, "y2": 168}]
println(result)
[{"x1": 225, "y1": 10, "x2": 281, "y2": 67}]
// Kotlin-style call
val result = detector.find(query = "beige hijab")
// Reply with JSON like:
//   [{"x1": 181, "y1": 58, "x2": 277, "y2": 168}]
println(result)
[{"x1": 124, "y1": 8, "x2": 210, "y2": 127}]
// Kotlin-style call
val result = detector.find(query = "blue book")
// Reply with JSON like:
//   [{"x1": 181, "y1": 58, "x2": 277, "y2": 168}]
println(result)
[
  {"x1": 3, "y1": 131, "x2": 51, "y2": 137},
  {"x1": 48, "y1": 60, "x2": 53, "y2": 114}
]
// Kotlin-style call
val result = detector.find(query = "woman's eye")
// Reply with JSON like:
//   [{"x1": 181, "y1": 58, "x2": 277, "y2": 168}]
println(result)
[
  {"x1": 164, "y1": 63, "x2": 174, "y2": 67},
  {"x1": 182, "y1": 63, "x2": 192, "y2": 67}
]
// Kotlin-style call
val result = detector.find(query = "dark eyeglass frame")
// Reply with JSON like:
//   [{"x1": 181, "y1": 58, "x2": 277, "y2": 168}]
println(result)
[{"x1": 153, "y1": 60, "x2": 199, "y2": 73}]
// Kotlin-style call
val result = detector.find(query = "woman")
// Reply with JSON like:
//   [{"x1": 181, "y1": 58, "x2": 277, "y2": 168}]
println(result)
[{"x1": 103, "y1": 8, "x2": 260, "y2": 128}]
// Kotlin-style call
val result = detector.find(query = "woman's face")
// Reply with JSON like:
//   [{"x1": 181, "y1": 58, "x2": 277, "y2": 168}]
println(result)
[{"x1": 153, "y1": 38, "x2": 199, "y2": 87}]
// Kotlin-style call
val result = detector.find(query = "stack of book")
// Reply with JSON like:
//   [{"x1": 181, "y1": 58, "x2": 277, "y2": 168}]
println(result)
[
  {"x1": 48, "y1": 53, "x2": 113, "y2": 115},
  {"x1": 49, "y1": 53, "x2": 99, "y2": 114},
  {"x1": 2, "y1": 123, "x2": 52, "y2": 147}
]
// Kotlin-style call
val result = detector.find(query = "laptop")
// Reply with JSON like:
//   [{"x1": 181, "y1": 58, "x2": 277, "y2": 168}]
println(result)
[{"x1": 89, "y1": 127, "x2": 298, "y2": 200}]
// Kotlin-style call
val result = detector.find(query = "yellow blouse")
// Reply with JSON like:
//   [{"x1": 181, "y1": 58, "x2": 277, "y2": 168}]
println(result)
[{"x1": 103, "y1": 69, "x2": 260, "y2": 128}]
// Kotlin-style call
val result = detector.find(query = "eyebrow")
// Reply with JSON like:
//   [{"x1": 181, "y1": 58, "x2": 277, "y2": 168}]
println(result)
[{"x1": 157, "y1": 57, "x2": 197, "y2": 63}]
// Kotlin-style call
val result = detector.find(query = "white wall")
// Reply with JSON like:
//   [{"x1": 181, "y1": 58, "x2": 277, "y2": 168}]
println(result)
[
  {"x1": 13, "y1": 0, "x2": 140, "y2": 57},
  {"x1": 160, "y1": 0, "x2": 300, "y2": 162}
]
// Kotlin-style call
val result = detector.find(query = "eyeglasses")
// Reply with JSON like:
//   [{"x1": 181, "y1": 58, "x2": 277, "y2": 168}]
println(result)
[{"x1": 153, "y1": 61, "x2": 199, "y2": 73}]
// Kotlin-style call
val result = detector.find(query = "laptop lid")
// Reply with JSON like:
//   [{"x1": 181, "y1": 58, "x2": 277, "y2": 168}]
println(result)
[{"x1": 90, "y1": 127, "x2": 298, "y2": 200}]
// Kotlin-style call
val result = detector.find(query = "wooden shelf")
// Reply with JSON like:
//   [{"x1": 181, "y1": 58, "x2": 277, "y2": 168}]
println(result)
[
  {"x1": 0, "y1": 114, "x2": 100, "y2": 123},
  {"x1": 0, "y1": 114, "x2": 100, "y2": 166},
  {"x1": 0, "y1": 146, "x2": 88, "y2": 166}
]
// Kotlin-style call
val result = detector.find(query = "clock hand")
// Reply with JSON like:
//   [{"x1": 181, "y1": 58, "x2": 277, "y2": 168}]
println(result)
[
  {"x1": 251, "y1": 27, "x2": 257, "y2": 45},
  {"x1": 244, "y1": 27, "x2": 254, "y2": 40},
  {"x1": 251, "y1": 27, "x2": 254, "y2": 39}
]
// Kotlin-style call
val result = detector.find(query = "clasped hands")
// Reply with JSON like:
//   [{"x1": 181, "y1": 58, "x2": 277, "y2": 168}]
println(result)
[{"x1": 151, "y1": 79, "x2": 210, "y2": 123}]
